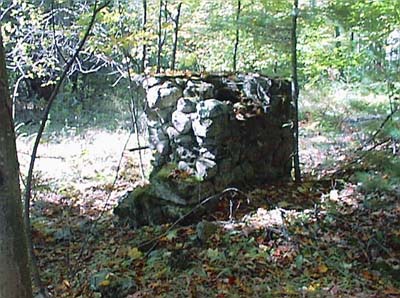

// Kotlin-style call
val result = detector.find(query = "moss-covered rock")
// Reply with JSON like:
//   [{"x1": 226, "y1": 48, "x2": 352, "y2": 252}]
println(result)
[{"x1": 114, "y1": 163, "x2": 217, "y2": 227}]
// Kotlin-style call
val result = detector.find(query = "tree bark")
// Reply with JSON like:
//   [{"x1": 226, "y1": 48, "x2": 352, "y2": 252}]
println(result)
[
  {"x1": 141, "y1": 0, "x2": 147, "y2": 73},
  {"x1": 291, "y1": 0, "x2": 301, "y2": 182},
  {"x1": 233, "y1": 0, "x2": 241, "y2": 72},
  {"x1": 0, "y1": 29, "x2": 33, "y2": 298},
  {"x1": 156, "y1": 0, "x2": 164, "y2": 73},
  {"x1": 170, "y1": 2, "x2": 182, "y2": 71}
]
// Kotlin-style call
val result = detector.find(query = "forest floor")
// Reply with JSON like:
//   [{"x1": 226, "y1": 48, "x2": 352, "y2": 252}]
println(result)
[{"x1": 17, "y1": 87, "x2": 400, "y2": 298}]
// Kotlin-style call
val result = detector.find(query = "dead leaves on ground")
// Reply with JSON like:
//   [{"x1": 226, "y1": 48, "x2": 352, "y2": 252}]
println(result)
[{"x1": 29, "y1": 177, "x2": 400, "y2": 298}]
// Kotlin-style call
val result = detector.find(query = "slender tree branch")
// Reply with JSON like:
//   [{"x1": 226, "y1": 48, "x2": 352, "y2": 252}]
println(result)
[
  {"x1": 0, "y1": 2, "x2": 16, "y2": 22},
  {"x1": 357, "y1": 105, "x2": 399, "y2": 151},
  {"x1": 11, "y1": 74, "x2": 26, "y2": 119},
  {"x1": 114, "y1": 0, "x2": 147, "y2": 179},
  {"x1": 170, "y1": 2, "x2": 182, "y2": 71},
  {"x1": 122, "y1": 52, "x2": 146, "y2": 179},
  {"x1": 141, "y1": 0, "x2": 147, "y2": 73},
  {"x1": 233, "y1": 0, "x2": 241, "y2": 72},
  {"x1": 22, "y1": 2, "x2": 109, "y2": 296},
  {"x1": 156, "y1": 0, "x2": 167, "y2": 73},
  {"x1": 291, "y1": 0, "x2": 301, "y2": 182}
]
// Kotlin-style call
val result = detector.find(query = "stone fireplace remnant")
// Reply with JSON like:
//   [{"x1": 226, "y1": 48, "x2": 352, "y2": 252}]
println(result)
[{"x1": 115, "y1": 73, "x2": 294, "y2": 227}]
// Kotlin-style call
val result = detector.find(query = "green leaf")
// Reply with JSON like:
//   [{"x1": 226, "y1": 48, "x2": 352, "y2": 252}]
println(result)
[
  {"x1": 166, "y1": 229, "x2": 178, "y2": 241},
  {"x1": 295, "y1": 254, "x2": 304, "y2": 269}
]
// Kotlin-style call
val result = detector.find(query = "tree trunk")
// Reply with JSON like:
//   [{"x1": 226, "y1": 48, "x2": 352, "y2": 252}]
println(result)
[
  {"x1": 170, "y1": 2, "x2": 182, "y2": 71},
  {"x1": 233, "y1": 0, "x2": 241, "y2": 72},
  {"x1": 141, "y1": 0, "x2": 147, "y2": 73},
  {"x1": 335, "y1": 25, "x2": 341, "y2": 48},
  {"x1": 0, "y1": 29, "x2": 33, "y2": 298},
  {"x1": 291, "y1": 0, "x2": 301, "y2": 182},
  {"x1": 156, "y1": 0, "x2": 164, "y2": 73}
]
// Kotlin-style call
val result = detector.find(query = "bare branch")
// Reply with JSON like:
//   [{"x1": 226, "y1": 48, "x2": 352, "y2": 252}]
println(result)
[
  {"x1": 139, "y1": 188, "x2": 249, "y2": 256},
  {"x1": 357, "y1": 106, "x2": 399, "y2": 151},
  {"x1": 22, "y1": 1, "x2": 110, "y2": 295},
  {"x1": 0, "y1": 2, "x2": 16, "y2": 22}
]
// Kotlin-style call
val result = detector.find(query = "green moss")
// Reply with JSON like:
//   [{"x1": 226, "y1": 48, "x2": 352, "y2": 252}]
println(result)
[
  {"x1": 131, "y1": 184, "x2": 153, "y2": 198},
  {"x1": 154, "y1": 163, "x2": 178, "y2": 180},
  {"x1": 183, "y1": 175, "x2": 203, "y2": 184},
  {"x1": 152, "y1": 162, "x2": 202, "y2": 184}
]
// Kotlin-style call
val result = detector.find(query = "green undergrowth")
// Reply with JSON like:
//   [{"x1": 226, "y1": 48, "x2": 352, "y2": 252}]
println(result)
[
  {"x1": 352, "y1": 151, "x2": 400, "y2": 194},
  {"x1": 300, "y1": 82, "x2": 398, "y2": 135}
]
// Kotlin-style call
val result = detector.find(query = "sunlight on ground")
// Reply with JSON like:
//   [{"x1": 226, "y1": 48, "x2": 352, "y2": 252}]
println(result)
[{"x1": 17, "y1": 129, "x2": 152, "y2": 191}]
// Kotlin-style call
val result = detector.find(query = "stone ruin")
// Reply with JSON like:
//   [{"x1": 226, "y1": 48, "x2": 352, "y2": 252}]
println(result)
[{"x1": 114, "y1": 73, "x2": 294, "y2": 227}]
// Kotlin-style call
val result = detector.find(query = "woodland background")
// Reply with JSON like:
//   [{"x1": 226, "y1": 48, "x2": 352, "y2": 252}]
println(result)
[{"x1": 0, "y1": 0, "x2": 399, "y2": 297}]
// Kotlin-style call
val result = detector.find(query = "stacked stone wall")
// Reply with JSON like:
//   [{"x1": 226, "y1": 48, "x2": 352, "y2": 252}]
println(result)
[
  {"x1": 115, "y1": 73, "x2": 294, "y2": 227},
  {"x1": 144, "y1": 73, "x2": 294, "y2": 190}
]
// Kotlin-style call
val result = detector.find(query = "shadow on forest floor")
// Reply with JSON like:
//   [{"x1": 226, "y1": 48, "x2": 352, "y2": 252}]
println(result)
[
  {"x1": 29, "y1": 173, "x2": 400, "y2": 297},
  {"x1": 20, "y1": 91, "x2": 400, "y2": 297}
]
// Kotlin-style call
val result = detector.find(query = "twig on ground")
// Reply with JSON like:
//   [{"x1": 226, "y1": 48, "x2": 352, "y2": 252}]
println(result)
[
  {"x1": 356, "y1": 106, "x2": 399, "y2": 151},
  {"x1": 139, "y1": 187, "x2": 249, "y2": 257},
  {"x1": 333, "y1": 137, "x2": 392, "y2": 176},
  {"x1": 128, "y1": 145, "x2": 150, "y2": 152},
  {"x1": 18, "y1": 151, "x2": 66, "y2": 160}
]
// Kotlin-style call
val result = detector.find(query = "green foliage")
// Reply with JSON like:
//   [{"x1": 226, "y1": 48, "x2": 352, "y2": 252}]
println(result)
[
  {"x1": 2, "y1": 0, "x2": 399, "y2": 108},
  {"x1": 295, "y1": 0, "x2": 400, "y2": 86},
  {"x1": 353, "y1": 152, "x2": 400, "y2": 194}
]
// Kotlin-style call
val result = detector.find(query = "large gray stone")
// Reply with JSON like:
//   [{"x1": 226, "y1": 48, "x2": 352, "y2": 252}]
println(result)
[
  {"x1": 199, "y1": 148, "x2": 216, "y2": 160},
  {"x1": 195, "y1": 136, "x2": 218, "y2": 148},
  {"x1": 178, "y1": 161, "x2": 194, "y2": 173},
  {"x1": 146, "y1": 107, "x2": 174, "y2": 124},
  {"x1": 172, "y1": 110, "x2": 192, "y2": 134},
  {"x1": 192, "y1": 117, "x2": 227, "y2": 138},
  {"x1": 176, "y1": 146, "x2": 196, "y2": 161},
  {"x1": 196, "y1": 99, "x2": 229, "y2": 119},
  {"x1": 183, "y1": 80, "x2": 214, "y2": 99},
  {"x1": 166, "y1": 126, "x2": 195, "y2": 147},
  {"x1": 166, "y1": 126, "x2": 179, "y2": 139},
  {"x1": 242, "y1": 74, "x2": 272, "y2": 111},
  {"x1": 177, "y1": 97, "x2": 198, "y2": 113},
  {"x1": 114, "y1": 179, "x2": 216, "y2": 227},
  {"x1": 147, "y1": 82, "x2": 182, "y2": 109},
  {"x1": 142, "y1": 77, "x2": 163, "y2": 89},
  {"x1": 155, "y1": 140, "x2": 170, "y2": 155},
  {"x1": 147, "y1": 118, "x2": 160, "y2": 128},
  {"x1": 192, "y1": 118, "x2": 212, "y2": 138},
  {"x1": 151, "y1": 179, "x2": 188, "y2": 205},
  {"x1": 148, "y1": 126, "x2": 168, "y2": 146},
  {"x1": 195, "y1": 157, "x2": 217, "y2": 179},
  {"x1": 174, "y1": 134, "x2": 195, "y2": 147}
]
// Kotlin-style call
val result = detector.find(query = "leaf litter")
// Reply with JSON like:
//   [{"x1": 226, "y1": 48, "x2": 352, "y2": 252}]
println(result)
[{"x1": 19, "y1": 125, "x2": 400, "y2": 297}]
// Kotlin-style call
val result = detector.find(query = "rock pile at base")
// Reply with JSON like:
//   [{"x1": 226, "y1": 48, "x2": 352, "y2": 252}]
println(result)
[{"x1": 115, "y1": 73, "x2": 294, "y2": 227}]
